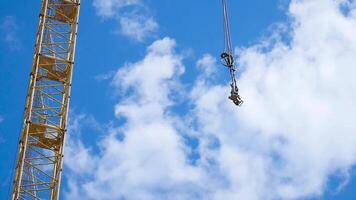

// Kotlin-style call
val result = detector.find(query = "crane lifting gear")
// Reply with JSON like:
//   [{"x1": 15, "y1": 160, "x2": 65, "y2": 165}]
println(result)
[{"x1": 221, "y1": 0, "x2": 243, "y2": 106}]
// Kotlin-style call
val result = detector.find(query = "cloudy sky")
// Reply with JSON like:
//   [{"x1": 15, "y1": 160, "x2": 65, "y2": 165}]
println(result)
[{"x1": 1, "y1": 0, "x2": 356, "y2": 199}]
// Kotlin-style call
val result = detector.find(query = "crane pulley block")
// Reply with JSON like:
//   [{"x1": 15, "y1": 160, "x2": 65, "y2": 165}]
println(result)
[{"x1": 221, "y1": 0, "x2": 243, "y2": 106}]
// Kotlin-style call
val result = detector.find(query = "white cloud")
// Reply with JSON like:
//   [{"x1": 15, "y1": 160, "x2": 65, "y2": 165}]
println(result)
[
  {"x1": 120, "y1": 15, "x2": 158, "y2": 42},
  {"x1": 93, "y1": 0, "x2": 158, "y2": 41},
  {"x1": 191, "y1": 0, "x2": 356, "y2": 199},
  {"x1": 196, "y1": 54, "x2": 217, "y2": 77},
  {"x1": 64, "y1": 0, "x2": 356, "y2": 199},
  {"x1": 93, "y1": 0, "x2": 141, "y2": 18},
  {"x1": 65, "y1": 38, "x2": 205, "y2": 200},
  {"x1": 1, "y1": 16, "x2": 21, "y2": 51},
  {"x1": 64, "y1": 114, "x2": 100, "y2": 175}
]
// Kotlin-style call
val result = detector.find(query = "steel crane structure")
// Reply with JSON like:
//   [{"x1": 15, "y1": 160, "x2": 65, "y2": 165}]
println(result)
[
  {"x1": 11, "y1": 0, "x2": 80, "y2": 199},
  {"x1": 221, "y1": 0, "x2": 243, "y2": 106}
]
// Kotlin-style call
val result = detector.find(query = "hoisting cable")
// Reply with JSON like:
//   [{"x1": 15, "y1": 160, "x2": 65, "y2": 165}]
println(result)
[{"x1": 221, "y1": 0, "x2": 243, "y2": 106}]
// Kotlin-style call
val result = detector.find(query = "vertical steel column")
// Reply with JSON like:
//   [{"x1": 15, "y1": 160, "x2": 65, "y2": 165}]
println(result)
[{"x1": 11, "y1": 0, "x2": 80, "y2": 199}]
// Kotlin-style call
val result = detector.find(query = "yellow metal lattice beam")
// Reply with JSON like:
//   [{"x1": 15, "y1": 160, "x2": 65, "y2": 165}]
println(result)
[{"x1": 11, "y1": 0, "x2": 80, "y2": 199}]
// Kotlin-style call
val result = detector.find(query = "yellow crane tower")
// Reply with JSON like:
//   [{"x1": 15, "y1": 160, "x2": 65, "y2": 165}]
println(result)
[{"x1": 10, "y1": 0, "x2": 80, "y2": 199}]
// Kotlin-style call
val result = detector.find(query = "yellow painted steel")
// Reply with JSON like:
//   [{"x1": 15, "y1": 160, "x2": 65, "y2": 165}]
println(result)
[{"x1": 11, "y1": 0, "x2": 80, "y2": 199}]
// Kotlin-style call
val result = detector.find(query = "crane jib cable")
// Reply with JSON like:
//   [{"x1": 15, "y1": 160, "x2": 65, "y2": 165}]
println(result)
[{"x1": 220, "y1": 0, "x2": 243, "y2": 106}]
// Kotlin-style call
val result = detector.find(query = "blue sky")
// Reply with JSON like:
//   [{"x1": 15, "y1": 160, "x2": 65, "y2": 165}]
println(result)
[{"x1": 1, "y1": 0, "x2": 356, "y2": 199}]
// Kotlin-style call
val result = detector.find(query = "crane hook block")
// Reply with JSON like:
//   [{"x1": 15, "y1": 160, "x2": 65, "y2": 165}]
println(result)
[
  {"x1": 229, "y1": 89, "x2": 243, "y2": 106},
  {"x1": 220, "y1": 0, "x2": 243, "y2": 107}
]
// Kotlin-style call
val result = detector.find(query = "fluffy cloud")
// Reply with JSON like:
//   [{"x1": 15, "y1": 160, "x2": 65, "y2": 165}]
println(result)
[
  {"x1": 93, "y1": 0, "x2": 158, "y2": 41},
  {"x1": 64, "y1": 0, "x2": 356, "y2": 199},
  {"x1": 65, "y1": 38, "x2": 205, "y2": 200},
  {"x1": 64, "y1": 114, "x2": 101, "y2": 175},
  {"x1": 0, "y1": 16, "x2": 21, "y2": 51},
  {"x1": 192, "y1": 0, "x2": 356, "y2": 199},
  {"x1": 93, "y1": 0, "x2": 141, "y2": 18},
  {"x1": 119, "y1": 15, "x2": 158, "y2": 42}
]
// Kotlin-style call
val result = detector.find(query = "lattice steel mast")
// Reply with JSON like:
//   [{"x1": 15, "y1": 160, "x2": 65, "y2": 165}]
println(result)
[
  {"x1": 220, "y1": 0, "x2": 243, "y2": 106},
  {"x1": 11, "y1": 0, "x2": 80, "y2": 199}
]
